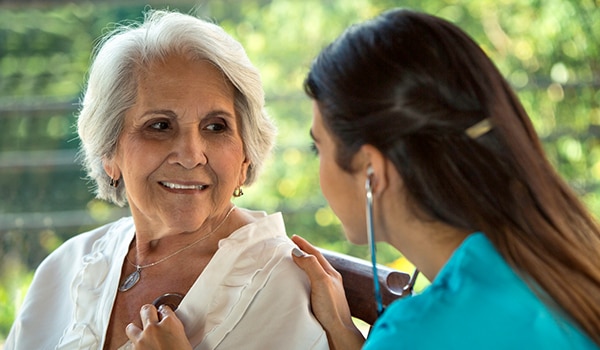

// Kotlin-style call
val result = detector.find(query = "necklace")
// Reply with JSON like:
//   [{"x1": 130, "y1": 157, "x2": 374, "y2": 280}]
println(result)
[{"x1": 119, "y1": 205, "x2": 236, "y2": 292}]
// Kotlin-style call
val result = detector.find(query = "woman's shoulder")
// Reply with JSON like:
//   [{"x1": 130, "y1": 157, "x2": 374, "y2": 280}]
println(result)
[
  {"x1": 213, "y1": 209, "x2": 309, "y2": 295},
  {"x1": 220, "y1": 208, "x2": 288, "y2": 249},
  {"x1": 369, "y1": 295, "x2": 596, "y2": 349},
  {"x1": 365, "y1": 233, "x2": 596, "y2": 348},
  {"x1": 39, "y1": 217, "x2": 134, "y2": 269}
]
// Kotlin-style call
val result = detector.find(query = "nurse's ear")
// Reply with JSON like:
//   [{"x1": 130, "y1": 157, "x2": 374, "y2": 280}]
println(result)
[{"x1": 357, "y1": 144, "x2": 389, "y2": 196}]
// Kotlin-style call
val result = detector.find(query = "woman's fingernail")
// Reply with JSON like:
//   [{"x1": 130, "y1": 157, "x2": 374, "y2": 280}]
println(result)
[{"x1": 292, "y1": 247, "x2": 306, "y2": 257}]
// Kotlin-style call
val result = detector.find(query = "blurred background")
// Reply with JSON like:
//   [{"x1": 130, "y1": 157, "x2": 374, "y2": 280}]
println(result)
[{"x1": 0, "y1": 0, "x2": 599, "y2": 343}]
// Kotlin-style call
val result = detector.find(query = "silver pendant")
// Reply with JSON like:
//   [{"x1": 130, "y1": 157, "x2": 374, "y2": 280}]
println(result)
[{"x1": 119, "y1": 268, "x2": 141, "y2": 292}]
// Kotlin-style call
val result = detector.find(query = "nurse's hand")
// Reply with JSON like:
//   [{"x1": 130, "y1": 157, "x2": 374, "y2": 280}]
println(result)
[
  {"x1": 125, "y1": 304, "x2": 192, "y2": 350},
  {"x1": 291, "y1": 235, "x2": 364, "y2": 350}
]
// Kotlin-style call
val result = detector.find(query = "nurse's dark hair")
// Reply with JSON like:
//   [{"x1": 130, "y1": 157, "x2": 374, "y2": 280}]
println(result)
[{"x1": 305, "y1": 8, "x2": 600, "y2": 343}]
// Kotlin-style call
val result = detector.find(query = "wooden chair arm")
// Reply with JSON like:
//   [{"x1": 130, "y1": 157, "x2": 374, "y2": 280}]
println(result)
[{"x1": 319, "y1": 248, "x2": 412, "y2": 325}]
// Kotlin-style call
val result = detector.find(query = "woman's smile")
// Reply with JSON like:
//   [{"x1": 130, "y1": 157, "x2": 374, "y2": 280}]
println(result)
[{"x1": 159, "y1": 181, "x2": 208, "y2": 191}]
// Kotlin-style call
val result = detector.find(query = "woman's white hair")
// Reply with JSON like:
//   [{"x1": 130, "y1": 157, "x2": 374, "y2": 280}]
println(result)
[{"x1": 77, "y1": 9, "x2": 276, "y2": 207}]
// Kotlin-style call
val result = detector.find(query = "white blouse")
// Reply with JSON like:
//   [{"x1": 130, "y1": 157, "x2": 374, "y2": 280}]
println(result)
[{"x1": 6, "y1": 209, "x2": 328, "y2": 349}]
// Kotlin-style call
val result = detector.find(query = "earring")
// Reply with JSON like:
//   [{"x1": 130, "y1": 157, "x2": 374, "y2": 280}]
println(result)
[
  {"x1": 365, "y1": 165, "x2": 384, "y2": 317},
  {"x1": 109, "y1": 178, "x2": 119, "y2": 188},
  {"x1": 233, "y1": 187, "x2": 244, "y2": 197}
]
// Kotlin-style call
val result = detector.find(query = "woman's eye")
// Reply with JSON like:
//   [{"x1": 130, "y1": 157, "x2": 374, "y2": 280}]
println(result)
[
  {"x1": 205, "y1": 122, "x2": 226, "y2": 132},
  {"x1": 310, "y1": 142, "x2": 319, "y2": 155},
  {"x1": 149, "y1": 121, "x2": 170, "y2": 130}
]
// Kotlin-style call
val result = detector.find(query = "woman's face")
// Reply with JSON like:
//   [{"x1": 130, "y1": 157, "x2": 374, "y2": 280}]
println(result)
[
  {"x1": 104, "y1": 55, "x2": 248, "y2": 237},
  {"x1": 310, "y1": 102, "x2": 368, "y2": 244}
]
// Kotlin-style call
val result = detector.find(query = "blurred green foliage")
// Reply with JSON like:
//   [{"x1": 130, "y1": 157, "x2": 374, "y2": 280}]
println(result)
[{"x1": 1, "y1": 0, "x2": 599, "y2": 342}]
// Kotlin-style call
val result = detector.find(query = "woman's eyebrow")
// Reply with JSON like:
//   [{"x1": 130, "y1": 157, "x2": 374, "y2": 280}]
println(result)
[
  {"x1": 309, "y1": 129, "x2": 318, "y2": 142},
  {"x1": 140, "y1": 109, "x2": 177, "y2": 118},
  {"x1": 206, "y1": 109, "x2": 236, "y2": 119},
  {"x1": 139, "y1": 109, "x2": 235, "y2": 120}
]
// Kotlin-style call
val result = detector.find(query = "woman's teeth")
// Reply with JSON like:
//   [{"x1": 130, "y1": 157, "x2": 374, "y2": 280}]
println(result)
[{"x1": 160, "y1": 182, "x2": 206, "y2": 190}]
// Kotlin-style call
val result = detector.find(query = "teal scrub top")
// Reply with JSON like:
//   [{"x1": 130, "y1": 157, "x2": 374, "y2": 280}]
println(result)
[{"x1": 363, "y1": 233, "x2": 597, "y2": 349}]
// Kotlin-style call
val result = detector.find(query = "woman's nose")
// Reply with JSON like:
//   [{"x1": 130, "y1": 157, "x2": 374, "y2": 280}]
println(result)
[{"x1": 169, "y1": 130, "x2": 208, "y2": 169}]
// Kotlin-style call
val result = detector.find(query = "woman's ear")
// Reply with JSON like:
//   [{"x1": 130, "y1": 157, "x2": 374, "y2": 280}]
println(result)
[
  {"x1": 238, "y1": 158, "x2": 250, "y2": 185},
  {"x1": 102, "y1": 157, "x2": 121, "y2": 180},
  {"x1": 358, "y1": 144, "x2": 389, "y2": 195}
]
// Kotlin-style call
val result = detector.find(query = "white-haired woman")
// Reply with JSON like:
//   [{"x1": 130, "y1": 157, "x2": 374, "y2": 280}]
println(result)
[{"x1": 5, "y1": 10, "x2": 327, "y2": 350}]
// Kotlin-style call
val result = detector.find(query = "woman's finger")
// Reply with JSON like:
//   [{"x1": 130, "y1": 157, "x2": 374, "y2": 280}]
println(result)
[
  {"x1": 292, "y1": 248, "x2": 331, "y2": 284},
  {"x1": 140, "y1": 304, "x2": 160, "y2": 328},
  {"x1": 125, "y1": 322, "x2": 142, "y2": 341},
  {"x1": 291, "y1": 235, "x2": 343, "y2": 294},
  {"x1": 158, "y1": 304, "x2": 176, "y2": 323},
  {"x1": 291, "y1": 235, "x2": 338, "y2": 275},
  {"x1": 291, "y1": 234, "x2": 318, "y2": 253}
]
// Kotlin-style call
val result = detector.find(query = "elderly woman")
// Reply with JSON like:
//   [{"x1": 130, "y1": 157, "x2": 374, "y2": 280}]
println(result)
[{"x1": 5, "y1": 10, "x2": 327, "y2": 350}]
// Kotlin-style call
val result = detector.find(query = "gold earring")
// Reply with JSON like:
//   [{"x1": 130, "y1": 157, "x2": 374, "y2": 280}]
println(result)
[
  {"x1": 233, "y1": 187, "x2": 244, "y2": 197},
  {"x1": 109, "y1": 178, "x2": 120, "y2": 188}
]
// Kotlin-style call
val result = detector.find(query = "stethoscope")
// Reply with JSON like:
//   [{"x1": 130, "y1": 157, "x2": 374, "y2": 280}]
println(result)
[{"x1": 366, "y1": 167, "x2": 420, "y2": 319}]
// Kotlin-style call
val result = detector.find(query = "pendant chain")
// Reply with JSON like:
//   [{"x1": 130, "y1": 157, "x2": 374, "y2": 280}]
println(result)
[{"x1": 126, "y1": 205, "x2": 236, "y2": 270}]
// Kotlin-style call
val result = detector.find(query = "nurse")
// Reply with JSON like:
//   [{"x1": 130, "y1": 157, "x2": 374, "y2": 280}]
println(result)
[{"x1": 292, "y1": 8, "x2": 600, "y2": 349}]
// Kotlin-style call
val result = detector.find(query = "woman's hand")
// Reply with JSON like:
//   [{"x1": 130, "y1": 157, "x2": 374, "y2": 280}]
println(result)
[
  {"x1": 125, "y1": 304, "x2": 193, "y2": 350},
  {"x1": 291, "y1": 235, "x2": 365, "y2": 350}
]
